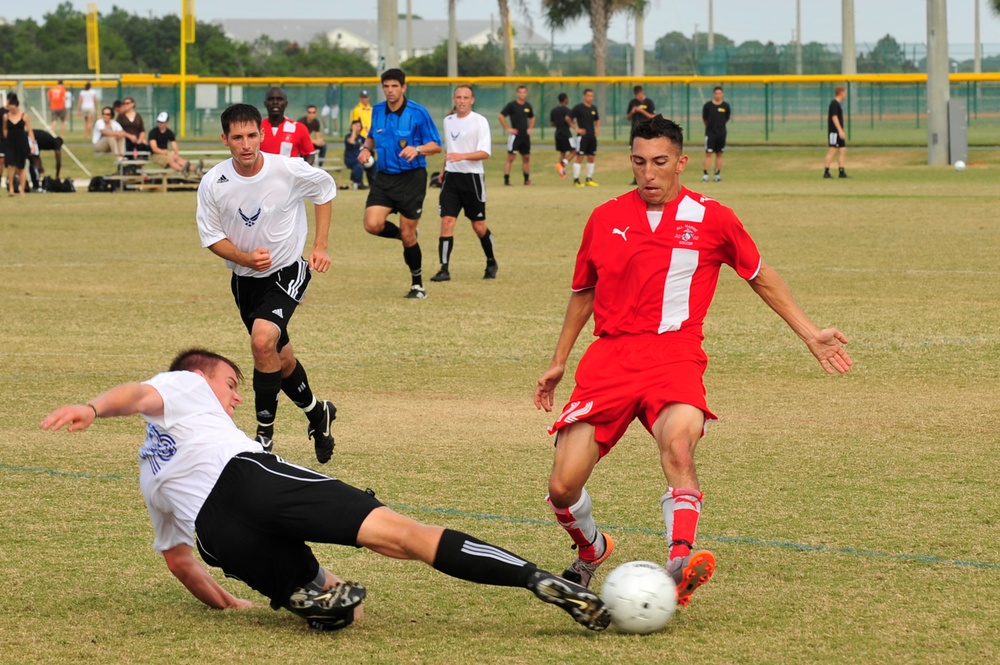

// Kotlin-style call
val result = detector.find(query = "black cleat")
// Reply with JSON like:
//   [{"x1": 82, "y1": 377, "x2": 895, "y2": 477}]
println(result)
[
  {"x1": 286, "y1": 581, "x2": 366, "y2": 631},
  {"x1": 404, "y1": 285, "x2": 427, "y2": 299},
  {"x1": 483, "y1": 262, "x2": 498, "y2": 280},
  {"x1": 307, "y1": 400, "x2": 336, "y2": 464},
  {"x1": 527, "y1": 570, "x2": 611, "y2": 631},
  {"x1": 430, "y1": 268, "x2": 451, "y2": 282},
  {"x1": 839, "y1": 170, "x2": 849, "y2": 178},
  {"x1": 823, "y1": 171, "x2": 833, "y2": 179},
  {"x1": 254, "y1": 433, "x2": 274, "y2": 453}
]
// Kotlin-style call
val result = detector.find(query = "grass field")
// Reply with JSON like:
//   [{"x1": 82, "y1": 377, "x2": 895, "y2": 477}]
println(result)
[{"x1": 2, "y1": 143, "x2": 998, "y2": 664}]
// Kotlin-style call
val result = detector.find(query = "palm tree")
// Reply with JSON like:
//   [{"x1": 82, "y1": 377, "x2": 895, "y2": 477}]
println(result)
[
  {"x1": 541, "y1": 0, "x2": 643, "y2": 77},
  {"x1": 498, "y1": 0, "x2": 532, "y2": 76}
]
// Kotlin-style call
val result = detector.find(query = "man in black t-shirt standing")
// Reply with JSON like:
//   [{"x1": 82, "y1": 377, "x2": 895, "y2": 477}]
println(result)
[
  {"x1": 499, "y1": 85, "x2": 535, "y2": 186},
  {"x1": 549, "y1": 93, "x2": 574, "y2": 179},
  {"x1": 569, "y1": 89, "x2": 600, "y2": 187},
  {"x1": 298, "y1": 105, "x2": 328, "y2": 166},
  {"x1": 701, "y1": 86, "x2": 731, "y2": 182},
  {"x1": 626, "y1": 86, "x2": 656, "y2": 129},
  {"x1": 823, "y1": 86, "x2": 848, "y2": 179}
]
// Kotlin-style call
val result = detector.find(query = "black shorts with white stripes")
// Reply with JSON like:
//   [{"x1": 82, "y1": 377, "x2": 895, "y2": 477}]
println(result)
[
  {"x1": 195, "y1": 452, "x2": 384, "y2": 609},
  {"x1": 439, "y1": 172, "x2": 487, "y2": 221},
  {"x1": 230, "y1": 258, "x2": 311, "y2": 352}
]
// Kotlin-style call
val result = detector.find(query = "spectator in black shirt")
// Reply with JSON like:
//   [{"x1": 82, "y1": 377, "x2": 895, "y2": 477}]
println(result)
[{"x1": 701, "y1": 87, "x2": 732, "y2": 182}]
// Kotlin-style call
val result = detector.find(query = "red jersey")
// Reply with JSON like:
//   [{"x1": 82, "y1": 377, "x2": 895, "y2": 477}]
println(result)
[
  {"x1": 47, "y1": 86, "x2": 67, "y2": 110},
  {"x1": 260, "y1": 117, "x2": 314, "y2": 158},
  {"x1": 572, "y1": 187, "x2": 761, "y2": 343}
]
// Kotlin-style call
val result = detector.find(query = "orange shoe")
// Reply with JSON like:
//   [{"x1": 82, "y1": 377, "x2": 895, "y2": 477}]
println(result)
[
  {"x1": 561, "y1": 532, "x2": 615, "y2": 589},
  {"x1": 668, "y1": 550, "x2": 715, "y2": 607},
  {"x1": 555, "y1": 162, "x2": 566, "y2": 178}
]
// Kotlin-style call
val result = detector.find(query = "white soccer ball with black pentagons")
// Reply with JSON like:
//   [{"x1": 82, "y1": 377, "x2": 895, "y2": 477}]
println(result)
[{"x1": 600, "y1": 560, "x2": 677, "y2": 634}]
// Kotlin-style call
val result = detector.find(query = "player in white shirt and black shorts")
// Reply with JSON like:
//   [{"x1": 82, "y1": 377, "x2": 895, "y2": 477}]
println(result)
[
  {"x1": 42, "y1": 348, "x2": 612, "y2": 633},
  {"x1": 196, "y1": 103, "x2": 338, "y2": 464},
  {"x1": 430, "y1": 85, "x2": 498, "y2": 283}
]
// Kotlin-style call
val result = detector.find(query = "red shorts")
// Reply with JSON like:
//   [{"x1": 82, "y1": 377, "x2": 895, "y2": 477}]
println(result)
[{"x1": 548, "y1": 334, "x2": 717, "y2": 457}]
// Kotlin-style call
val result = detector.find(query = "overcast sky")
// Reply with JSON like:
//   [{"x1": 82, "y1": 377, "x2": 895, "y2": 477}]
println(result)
[{"x1": 4, "y1": 1, "x2": 1000, "y2": 47}]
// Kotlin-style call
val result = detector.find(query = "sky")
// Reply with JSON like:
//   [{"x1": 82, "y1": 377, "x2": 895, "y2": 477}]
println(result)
[{"x1": 4, "y1": 0, "x2": 1000, "y2": 47}]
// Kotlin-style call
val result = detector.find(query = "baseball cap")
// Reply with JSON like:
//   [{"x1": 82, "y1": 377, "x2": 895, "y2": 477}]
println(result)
[
  {"x1": 156, "y1": 111, "x2": 169, "y2": 123},
  {"x1": 359, "y1": 90, "x2": 369, "y2": 97}
]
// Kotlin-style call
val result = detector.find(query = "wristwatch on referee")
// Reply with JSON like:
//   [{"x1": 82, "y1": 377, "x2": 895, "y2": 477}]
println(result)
[{"x1": 414, "y1": 145, "x2": 422, "y2": 155}]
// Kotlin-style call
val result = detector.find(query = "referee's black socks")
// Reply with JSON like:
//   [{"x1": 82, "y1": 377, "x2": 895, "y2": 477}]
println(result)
[
  {"x1": 253, "y1": 368, "x2": 283, "y2": 438},
  {"x1": 432, "y1": 529, "x2": 536, "y2": 588},
  {"x1": 479, "y1": 229, "x2": 495, "y2": 261},
  {"x1": 403, "y1": 243, "x2": 423, "y2": 286}
]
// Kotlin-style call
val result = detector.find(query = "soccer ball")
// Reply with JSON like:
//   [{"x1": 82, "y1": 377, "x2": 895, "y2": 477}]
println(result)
[
  {"x1": 363, "y1": 155, "x2": 376, "y2": 168},
  {"x1": 954, "y1": 160, "x2": 966, "y2": 171},
  {"x1": 600, "y1": 561, "x2": 677, "y2": 634}
]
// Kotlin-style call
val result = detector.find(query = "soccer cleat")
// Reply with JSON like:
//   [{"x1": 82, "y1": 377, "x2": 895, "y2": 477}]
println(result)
[
  {"x1": 555, "y1": 163, "x2": 566, "y2": 178},
  {"x1": 839, "y1": 170, "x2": 849, "y2": 178},
  {"x1": 585, "y1": 178, "x2": 599, "y2": 187},
  {"x1": 430, "y1": 268, "x2": 451, "y2": 282},
  {"x1": 307, "y1": 400, "x2": 336, "y2": 464},
  {"x1": 701, "y1": 173, "x2": 709, "y2": 182},
  {"x1": 667, "y1": 549, "x2": 716, "y2": 607},
  {"x1": 524, "y1": 179, "x2": 533, "y2": 186},
  {"x1": 286, "y1": 581, "x2": 367, "y2": 631},
  {"x1": 527, "y1": 570, "x2": 611, "y2": 631},
  {"x1": 561, "y1": 532, "x2": 615, "y2": 589},
  {"x1": 483, "y1": 262, "x2": 498, "y2": 280},
  {"x1": 574, "y1": 179, "x2": 584, "y2": 188},
  {"x1": 823, "y1": 171, "x2": 833, "y2": 179},
  {"x1": 254, "y1": 433, "x2": 274, "y2": 453},
  {"x1": 714, "y1": 174, "x2": 722, "y2": 182},
  {"x1": 504, "y1": 181, "x2": 513, "y2": 187},
  {"x1": 404, "y1": 285, "x2": 427, "y2": 299}
]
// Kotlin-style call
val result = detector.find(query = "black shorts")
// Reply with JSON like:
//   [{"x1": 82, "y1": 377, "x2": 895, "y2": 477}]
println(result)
[
  {"x1": 828, "y1": 132, "x2": 846, "y2": 148},
  {"x1": 705, "y1": 133, "x2": 727, "y2": 153},
  {"x1": 554, "y1": 134, "x2": 573, "y2": 153},
  {"x1": 366, "y1": 167, "x2": 429, "y2": 220},
  {"x1": 195, "y1": 452, "x2": 384, "y2": 609},
  {"x1": 506, "y1": 133, "x2": 531, "y2": 155},
  {"x1": 439, "y1": 172, "x2": 486, "y2": 221},
  {"x1": 576, "y1": 134, "x2": 597, "y2": 156},
  {"x1": 231, "y1": 258, "x2": 311, "y2": 352}
]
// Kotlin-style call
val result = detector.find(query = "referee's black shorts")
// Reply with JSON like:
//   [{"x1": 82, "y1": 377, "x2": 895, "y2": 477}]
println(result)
[
  {"x1": 231, "y1": 258, "x2": 311, "y2": 352},
  {"x1": 195, "y1": 452, "x2": 384, "y2": 609},
  {"x1": 439, "y1": 172, "x2": 486, "y2": 221},
  {"x1": 366, "y1": 167, "x2": 429, "y2": 220}
]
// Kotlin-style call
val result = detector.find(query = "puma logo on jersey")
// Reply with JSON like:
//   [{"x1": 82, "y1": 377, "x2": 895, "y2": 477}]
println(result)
[
  {"x1": 239, "y1": 207, "x2": 261, "y2": 226},
  {"x1": 612, "y1": 227, "x2": 629, "y2": 241}
]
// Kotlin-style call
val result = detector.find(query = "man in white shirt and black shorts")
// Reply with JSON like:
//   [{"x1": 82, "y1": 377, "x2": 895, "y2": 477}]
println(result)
[
  {"x1": 430, "y1": 85, "x2": 497, "y2": 283},
  {"x1": 41, "y1": 348, "x2": 611, "y2": 633},
  {"x1": 196, "y1": 103, "x2": 337, "y2": 464}
]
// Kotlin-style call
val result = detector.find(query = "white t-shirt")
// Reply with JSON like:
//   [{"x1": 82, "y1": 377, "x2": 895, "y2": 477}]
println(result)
[
  {"x1": 443, "y1": 111, "x2": 491, "y2": 174},
  {"x1": 196, "y1": 152, "x2": 336, "y2": 277},
  {"x1": 92, "y1": 118, "x2": 123, "y2": 144},
  {"x1": 138, "y1": 371, "x2": 259, "y2": 553},
  {"x1": 79, "y1": 88, "x2": 98, "y2": 112}
]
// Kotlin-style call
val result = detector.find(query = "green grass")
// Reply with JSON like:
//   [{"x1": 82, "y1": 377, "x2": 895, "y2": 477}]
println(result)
[{"x1": 1, "y1": 145, "x2": 998, "y2": 664}]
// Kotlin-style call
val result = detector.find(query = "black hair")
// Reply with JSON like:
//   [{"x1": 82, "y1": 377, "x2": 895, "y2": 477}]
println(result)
[
  {"x1": 633, "y1": 85, "x2": 644, "y2": 94},
  {"x1": 221, "y1": 103, "x2": 262, "y2": 135},
  {"x1": 558, "y1": 92, "x2": 568, "y2": 103},
  {"x1": 381, "y1": 68, "x2": 406, "y2": 85},
  {"x1": 630, "y1": 114, "x2": 684, "y2": 151},
  {"x1": 169, "y1": 348, "x2": 243, "y2": 382}
]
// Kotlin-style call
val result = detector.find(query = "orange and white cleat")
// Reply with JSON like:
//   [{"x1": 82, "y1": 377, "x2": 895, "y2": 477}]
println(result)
[{"x1": 668, "y1": 550, "x2": 715, "y2": 607}]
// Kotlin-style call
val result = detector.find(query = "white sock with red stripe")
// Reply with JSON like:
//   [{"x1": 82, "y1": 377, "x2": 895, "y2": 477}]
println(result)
[{"x1": 547, "y1": 488, "x2": 605, "y2": 562}]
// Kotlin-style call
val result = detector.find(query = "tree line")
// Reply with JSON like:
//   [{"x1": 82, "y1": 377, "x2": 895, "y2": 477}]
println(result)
[{"x1": 1, "y1": 3, "x2": 995, "y2": 78}]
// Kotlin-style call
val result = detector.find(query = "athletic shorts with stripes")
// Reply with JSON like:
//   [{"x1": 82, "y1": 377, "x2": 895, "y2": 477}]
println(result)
[
  {"x1": 438, "y1": 172, "x2": 486, "y2": 221},
  {"x1": 547, "y1": 334, "x2": 717, "y2": 458},
  {"x1": 230, "y1": 257, "x2": 311, "y2": 353},
  {"x1": 195, "y1": 452, "x2": 384, "y2": 609}
]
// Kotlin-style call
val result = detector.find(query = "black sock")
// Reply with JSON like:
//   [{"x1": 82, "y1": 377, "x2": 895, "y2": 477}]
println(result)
[
  {"x1": 433, "y1": 529, "x2": 537, "y2": 587},
  {"x1": 280, "y1": 359, "x2": 317, "y2": 413},
  {"x1": 479, "y1": 229, "x2": 495, "y2": 262},
  {"x1": 439, "y1": 236, "x2": 454, "y2": 267},
  {"x1": 253, "y1": 368, "x2": 283, "y2": 437},
  {"x1": 703, "y1": 170, "x2": 708, "y2": 175},
  {"x1": 378, "y1": 221, "x2": 402, "y2": 239},
  {"x1": 503, "y1": 174, "x2": 510, "y2": 185},
  {"x1": 715, "y1": 169, "x2": 720, "y2": 175},
  {"x1": 523, "y1": 172, "x2": 530, "y2": 183},
  {"x1": 403, "y1": 243, "x2": 423, "y2": 286}
]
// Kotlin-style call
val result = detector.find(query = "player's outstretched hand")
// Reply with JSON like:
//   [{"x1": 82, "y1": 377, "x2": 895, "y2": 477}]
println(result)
[
  {"x1": 534, "y1": 364, "x2": 566, "y2": 412},
  {"x1": 309, "y1": 248, "x2": 331, "y2": 273},
  {"x1": 40, "y1": 404, "x2": 95, "y2": 433},
  {"x1": 808, "y1": 328, "x2": 852, "y2": 375}
]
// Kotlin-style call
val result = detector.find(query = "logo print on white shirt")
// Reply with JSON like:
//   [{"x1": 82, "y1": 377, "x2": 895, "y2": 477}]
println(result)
[
  {"x1": 612, "y1": 226, "x2": 629, "y2": 241},
  {"x1": 238, "y1": 207, "x2": 261, "y2": 227}
]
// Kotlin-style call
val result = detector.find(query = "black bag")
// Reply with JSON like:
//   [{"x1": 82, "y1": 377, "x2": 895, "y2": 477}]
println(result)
[{"x1": 88, "y1": 176, "x2": 118, "y2": 192}]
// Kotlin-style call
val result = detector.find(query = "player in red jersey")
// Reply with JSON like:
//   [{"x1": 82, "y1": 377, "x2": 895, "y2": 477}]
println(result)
[
  {"x1": 534, "y1": 115, "x2": 852, "y2": 607},
  {"x1": 260, "y1": 87, "x2": 316, "y2": 164}
]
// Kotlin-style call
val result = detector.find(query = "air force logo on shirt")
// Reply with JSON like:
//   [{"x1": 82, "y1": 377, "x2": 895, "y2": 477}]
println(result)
[
  {"x1": 238, "y1": 207, "x2": 261, "y2": 227},
  {"x1": 139, "y1": 423, "x2": 177, "y2": 475}
]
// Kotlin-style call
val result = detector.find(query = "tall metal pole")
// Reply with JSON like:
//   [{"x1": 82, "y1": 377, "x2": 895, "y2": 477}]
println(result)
[
  {"x1": 974, "y1": 0, "x2": 981, "y2": 73},
  {"x1": 926, "y1": 0, "x2": 950, "y2": 165},
  {"x1": 377, "y1": 0, "x2": 399, "y2": 74},
  {"x1": 635, "y1": 3, "x2": 645, "y2": 77},
  {"x1": 841, "y1": 0, "x2": 856, "y2": 75},
  {"x1": 708, "y1": 0, "x2": 714, "y2": 51},
  {"x1": 406, "y1": 0, "x2": 414, "y2": 60},
  {"x1": 448, "y1": 0, "x2": 458, "y2": 77},
  {"x1": 795, "y1": 0, "x2": 803, "y2": 75}
]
